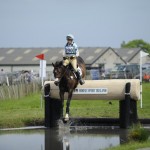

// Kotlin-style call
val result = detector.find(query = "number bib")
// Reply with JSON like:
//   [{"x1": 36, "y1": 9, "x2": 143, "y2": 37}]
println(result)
[{"x1": 65, "y1": 45, "x2": 76, "y2": 54}]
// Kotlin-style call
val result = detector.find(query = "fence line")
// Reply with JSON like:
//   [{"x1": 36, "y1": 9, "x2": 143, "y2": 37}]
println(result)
[{"x1": 0, "y1": 82, "x2": 41, "y2": 100}]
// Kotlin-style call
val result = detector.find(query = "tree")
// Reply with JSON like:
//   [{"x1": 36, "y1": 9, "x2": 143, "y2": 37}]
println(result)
[{"x1": 121, "y1": 39, "x2": 150, "y2": 54}]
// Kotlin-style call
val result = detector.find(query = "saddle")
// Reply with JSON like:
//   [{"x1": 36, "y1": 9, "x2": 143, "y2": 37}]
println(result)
[{"x1": 67, "y1": 64, "x2": 82, "y2": 78}]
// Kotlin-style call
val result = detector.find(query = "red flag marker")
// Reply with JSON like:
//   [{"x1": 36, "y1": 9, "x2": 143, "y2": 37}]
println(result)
[{"x1": 35, "y1": 54, "x2": 44, "y2": 60}]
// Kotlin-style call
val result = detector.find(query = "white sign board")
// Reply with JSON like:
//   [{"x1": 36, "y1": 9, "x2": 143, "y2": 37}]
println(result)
[
  {"x1": 74, "y1": 88, "x2": 108, "y2": 94},
  {"x1": 39, "y1": 60, "x2": 46, "y2": 78}
]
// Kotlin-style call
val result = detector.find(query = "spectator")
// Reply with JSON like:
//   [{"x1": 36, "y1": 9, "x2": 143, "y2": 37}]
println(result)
[
  {"x1": 101, "y1": 67, "x2": 105, "y2": 79},
  {"x1": 0, "y1": 69, "x2": 6, "y2": 85}
]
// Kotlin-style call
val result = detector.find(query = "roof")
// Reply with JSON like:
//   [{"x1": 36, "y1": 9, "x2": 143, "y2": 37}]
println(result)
[
  {"x1": 0, "y1": 47, "x2": 109, "y2": 66},
  {"x1": 113, "y1": 48, "x2": 141, "y2": 63},
  {"x1": 77, "y1": 47, "x2": 109, "y2": 65}
]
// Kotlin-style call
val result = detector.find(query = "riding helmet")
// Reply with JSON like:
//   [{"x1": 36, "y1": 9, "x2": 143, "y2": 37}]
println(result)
[{"x1": 66, "y1": 34, "x2": 74, "y2": 40}]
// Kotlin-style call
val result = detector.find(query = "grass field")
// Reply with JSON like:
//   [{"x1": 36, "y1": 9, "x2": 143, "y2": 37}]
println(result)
[
  {"x1": 0, "y1": 93, "x2": 44, "y2": 128},
  {"x1": 0, "y1": 82, "x2": 150, "y2": 128},
  {"x1": 107, "y1": 140, "x2": 150, "y2": 150}
]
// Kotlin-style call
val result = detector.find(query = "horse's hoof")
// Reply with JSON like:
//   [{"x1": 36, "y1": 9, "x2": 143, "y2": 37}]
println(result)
[{"x1": 64, "y1": 114, "x2": 69, "y2": 121}]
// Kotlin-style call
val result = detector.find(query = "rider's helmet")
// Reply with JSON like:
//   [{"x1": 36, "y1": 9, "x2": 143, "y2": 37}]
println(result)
[{"x1": 66, "y1": 34, "x2": 74, "y2": 41}]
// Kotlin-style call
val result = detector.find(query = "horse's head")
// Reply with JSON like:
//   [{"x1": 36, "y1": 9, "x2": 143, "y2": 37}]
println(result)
[{"x1": 52, "y1": 61, "x2": 65, "y2": 79}]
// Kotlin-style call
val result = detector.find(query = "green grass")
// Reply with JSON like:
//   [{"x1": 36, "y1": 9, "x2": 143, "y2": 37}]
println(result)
[
  {"x1": 69, "y1": 100, "x2": 119, "y2": 118},
  {"x1": 107, "y1": 140, "x2": 150, "y2": 150},
  {"x1": 0, "y1": 93, "x2": 44, "y2": 128},
  {"x1": 138, "y1": 82, "x2": 150, "y2": 118},
  {"x1": 0, "y1": 83, "x2": 150, "y2": 128}
]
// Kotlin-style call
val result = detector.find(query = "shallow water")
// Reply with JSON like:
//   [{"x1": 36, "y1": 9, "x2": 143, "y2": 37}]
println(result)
[{"x1": 0, "y1": 126, "x2": 128, "y2": 150}]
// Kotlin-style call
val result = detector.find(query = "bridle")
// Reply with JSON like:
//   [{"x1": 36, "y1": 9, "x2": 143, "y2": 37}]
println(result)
[{"x1": 54, "y1": 65, "x2": 68, "y2": 81}]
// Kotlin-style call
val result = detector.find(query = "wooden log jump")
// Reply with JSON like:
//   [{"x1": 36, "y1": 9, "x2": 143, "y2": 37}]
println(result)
[{"x1": 44, "y1": 79, "x2": 140, "y2": 128}]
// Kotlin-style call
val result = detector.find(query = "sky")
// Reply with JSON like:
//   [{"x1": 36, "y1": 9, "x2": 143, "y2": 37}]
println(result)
[{"x1": 0, "y1": 0, "x2": 150, "y2": 48}]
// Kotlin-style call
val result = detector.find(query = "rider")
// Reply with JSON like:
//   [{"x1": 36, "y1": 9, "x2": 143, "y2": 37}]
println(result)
[{"x1": 63, "y1": 34, "x2": 85, "y2": 85}]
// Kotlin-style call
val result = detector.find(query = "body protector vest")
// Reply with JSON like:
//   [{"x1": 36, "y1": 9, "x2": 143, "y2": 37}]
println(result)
[{"x1": 65, "y1": 42, "x2": 78, "y2": 56}]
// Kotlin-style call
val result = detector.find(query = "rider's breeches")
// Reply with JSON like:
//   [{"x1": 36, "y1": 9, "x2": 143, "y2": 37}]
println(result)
[{"x1": 63, "y1": 57, "x2": 78, "y2": 72}]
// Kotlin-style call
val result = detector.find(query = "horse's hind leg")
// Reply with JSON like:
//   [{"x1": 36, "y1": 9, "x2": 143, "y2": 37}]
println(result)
[
  {"x1": 65, "y1": 90, "x2": 73, "y2": 121},
  {"x1": 59, "y1": 91, "x2": 64, "y2": 119}
]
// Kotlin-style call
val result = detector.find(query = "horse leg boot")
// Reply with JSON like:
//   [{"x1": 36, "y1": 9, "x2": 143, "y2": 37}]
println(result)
[
  {"x1": 75, "y1": 71, "x2": 85, "y2": 85},
  {"x1": 65, "y1": 100, "x2": 70, "y2": 121},
  {"x1": 65, "y1": 90, "x2": 73, "y2": 121},
  {"x1": 59, "y1": 91, "x2": 64, "y2": 119},
  {"x1": 54, "y1": 78, "x2": 60, "y2": 86}
]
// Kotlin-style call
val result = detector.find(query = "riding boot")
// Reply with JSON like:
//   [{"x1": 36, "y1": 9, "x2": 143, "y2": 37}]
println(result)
[{"x1": 75, "y1": 71, "x2": 85, "y2": 85}]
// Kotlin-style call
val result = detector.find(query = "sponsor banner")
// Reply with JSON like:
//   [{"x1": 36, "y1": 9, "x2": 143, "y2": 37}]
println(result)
[{"x1": 74, "y1": 88, "x2": 108, "y2": 94}]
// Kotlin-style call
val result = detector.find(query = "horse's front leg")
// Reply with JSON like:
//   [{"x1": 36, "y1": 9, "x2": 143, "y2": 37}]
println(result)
[
  {"x1": 65, "y1": 90, "x2": 73, "y2": 121},
  {"x1": 59, "y1": 91, "x2": 64, "y2": 119}
]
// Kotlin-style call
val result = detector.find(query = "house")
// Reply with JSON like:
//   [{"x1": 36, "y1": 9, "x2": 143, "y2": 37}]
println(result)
[
  {"x1": 0, "y1": 47, "x2": 149, "y2": 75},
  {"x1": 113, "y1": 48, "x2": 150, "y2": 65}
]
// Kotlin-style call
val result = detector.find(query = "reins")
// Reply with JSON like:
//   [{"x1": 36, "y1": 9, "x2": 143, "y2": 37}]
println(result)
[{"x1": 56, "y1": 66, "x2": 69, "y2": 82}]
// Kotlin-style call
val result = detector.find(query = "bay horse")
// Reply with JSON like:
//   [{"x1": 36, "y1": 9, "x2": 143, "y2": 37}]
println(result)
[{"x1": 52, "y1": 56, "x2": 86, "y2": 121}]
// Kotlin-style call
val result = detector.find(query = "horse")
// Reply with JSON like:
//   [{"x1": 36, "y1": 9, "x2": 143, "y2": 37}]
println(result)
[{"x1": 52, "y1": 56, "x2": 86, "y2": 121}]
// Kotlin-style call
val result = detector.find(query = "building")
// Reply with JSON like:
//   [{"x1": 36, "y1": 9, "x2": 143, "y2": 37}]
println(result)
[
  {"x1": 113, "y1": 48, "x2": 150, "y2": 65},
  {"x1": 0, "y1": 47, "x2": 149, "y2": 74}
]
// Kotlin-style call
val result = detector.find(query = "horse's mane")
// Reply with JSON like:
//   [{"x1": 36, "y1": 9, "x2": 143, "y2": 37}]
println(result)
[
  {"x1": 77, "y1": 56, "x2": 85, "y2": 65},
  {"x1": 54, "y1": 61, "x2": 63, "y2": 67}
]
